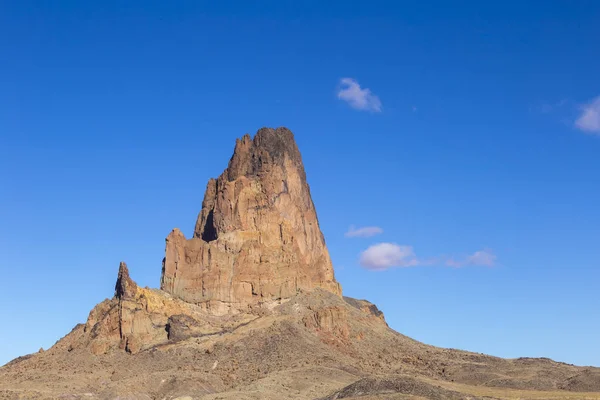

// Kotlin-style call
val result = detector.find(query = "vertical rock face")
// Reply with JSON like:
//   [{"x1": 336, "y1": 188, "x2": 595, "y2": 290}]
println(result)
[{"x1": 161, "y1": 127, "x2": 341, "y2": 314}]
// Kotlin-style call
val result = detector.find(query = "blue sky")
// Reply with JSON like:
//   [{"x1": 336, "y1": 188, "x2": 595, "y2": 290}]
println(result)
[{"x1": 1, "y1": 1, "x2": 600, "y2": 366}]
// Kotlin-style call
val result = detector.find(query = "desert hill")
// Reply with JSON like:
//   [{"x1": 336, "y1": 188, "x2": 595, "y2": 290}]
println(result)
[{"x1": 1, "y1": 127, "x2": 599, "y2": 400}]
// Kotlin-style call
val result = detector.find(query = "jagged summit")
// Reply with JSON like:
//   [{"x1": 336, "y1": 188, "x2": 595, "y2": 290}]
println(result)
[
  {"x1": 224, "y1": 127, "x2": 305, "y2": 182},
  {"x1": 161, "y1": 127, "x2": 341, "y2": 314},
  {"x1": 194, "y1": 127, "x2": 309, "y2": 242}
]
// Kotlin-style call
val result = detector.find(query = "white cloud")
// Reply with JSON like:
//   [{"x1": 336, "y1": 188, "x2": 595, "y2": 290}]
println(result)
[
  {"x1": 345, "y1": 226, "x2": 383, "y2": 238},
  {"x1": 337, "y1": 78, "x2": 382, "y2": 112},
  {"x1": 359, "y1": 243, "x2": 419, "y2": 270},
  {"x1": 359, "y1": 244, "x2": 497, "y2": 271},
  {"x1": 575, "y1": 96, "x2": 600, "y2": 134}
]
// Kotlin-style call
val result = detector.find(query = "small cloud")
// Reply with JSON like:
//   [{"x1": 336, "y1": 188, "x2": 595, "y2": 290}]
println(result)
[
  {"x1": 467, "y1": 249, "x2": 497, "y2": 266},
  {"x1": 360, "y1": 243, "x2": 418, "y2": 270},
  {"x1": 359, "y1": 244, "x2": 497, "y2": 271},
  {"x1": 337, "y1": 78, "x2": 382, "y2": 112},
  {"x1": 411, "y1": 106, "x2": 418, "y2": 112},
  {"x1": 575, "y1": 96, "x2": 600, "y2": 134},
  {"x1": 445, "y1": 249, "x2": 497, "y2": 268},
  {"x1": 345, "y1": 225, "x2": 383, "y2": 238}
]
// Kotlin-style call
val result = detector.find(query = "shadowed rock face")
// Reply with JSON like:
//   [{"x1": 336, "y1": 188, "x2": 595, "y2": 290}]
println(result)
[
  {"x1": 114, "y1": 262, "x2": 136, "y2": 299},
  {"x1": 160, "y1": 127, "x2": 341, "y2": 314}
]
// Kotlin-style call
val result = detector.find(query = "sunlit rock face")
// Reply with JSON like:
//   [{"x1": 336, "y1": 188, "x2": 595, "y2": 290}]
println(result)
[{"x1": 160, "y1": 127, "x2": 341, "y2": 314}]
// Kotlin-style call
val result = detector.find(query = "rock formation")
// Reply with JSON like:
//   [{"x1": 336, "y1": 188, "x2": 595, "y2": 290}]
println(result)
[
  {"x1": 60, "y1": 127, "x2": 347, "y2": 356},
  {"x1": 83, "y1": 262, "x2": 169, "y2": 354},
  {"x1": 80, "y1": 262, "x2": 255, "y2": 355},
  {"x1": 160, "y1": 127, "x2": 341, "y2": 314},
  {"x1": 3, "y1": 127, "x2": 600, "y2": 400}
]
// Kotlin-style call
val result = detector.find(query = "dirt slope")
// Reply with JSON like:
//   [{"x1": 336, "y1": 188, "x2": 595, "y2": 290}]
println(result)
[{"x1": 1, "y1": 289, "x2": 599, "y2": 400}]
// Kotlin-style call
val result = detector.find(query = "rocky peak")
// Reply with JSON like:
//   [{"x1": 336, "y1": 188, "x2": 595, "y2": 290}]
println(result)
[
  {"x1": 114, "y1": 261, "x2": 136, "y2": 300},
  {"x1": 161, "y1": 127, "x2": 341, "y2": 314},
  {"x1": 193, "y1": 127, "x2": 313, "y2": 242},
  {"x1": 226, "y1": 127, "x2": 304, "y2": 182}
]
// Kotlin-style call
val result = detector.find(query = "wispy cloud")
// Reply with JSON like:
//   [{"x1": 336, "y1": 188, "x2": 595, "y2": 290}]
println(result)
[
  {"x1": 337, "y1": 78, "x2": 382, "y2": 112},
  {"x1": 445, "y1": 249, "x2": 497, "y2": 268},
  {"x1": 359, "y1": 243, "x2": 497, "y2": 271},
  {"x1": 345, "y1": 225, "x2": 383, "y2": 238},
  {"x1": 575, "y1": 96, "x2": 600, "y2": 134}
]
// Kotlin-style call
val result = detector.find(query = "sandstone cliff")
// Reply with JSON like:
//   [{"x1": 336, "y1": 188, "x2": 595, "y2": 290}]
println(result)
[{"x1": 160, "y1": 127, "x2": 341, "y2": 314}]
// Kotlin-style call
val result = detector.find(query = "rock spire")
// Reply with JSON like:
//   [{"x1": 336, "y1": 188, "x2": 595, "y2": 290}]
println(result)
[
  {"x1": 160, "y1": 127, "x2": 341, "y2": 314},
  {"x1": 115, "y1": 261, "x2": 136, "y2": 299}
]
